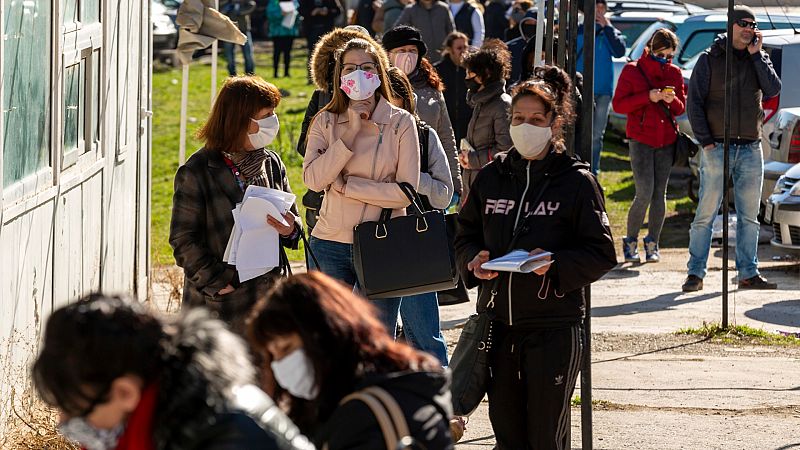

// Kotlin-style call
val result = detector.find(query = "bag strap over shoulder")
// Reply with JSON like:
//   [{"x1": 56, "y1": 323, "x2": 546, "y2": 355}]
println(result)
[
  {"x1": 338, "y1": 386, "x2": 413, "y2": 450},
  {"x1": 634, "y1": 63, "x2": 680, "y2": 134}
]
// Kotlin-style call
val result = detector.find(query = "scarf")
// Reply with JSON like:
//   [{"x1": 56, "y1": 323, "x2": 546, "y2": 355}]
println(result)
[{"x1": 226, "y1": 149, "x2": 271, "y2": 188}]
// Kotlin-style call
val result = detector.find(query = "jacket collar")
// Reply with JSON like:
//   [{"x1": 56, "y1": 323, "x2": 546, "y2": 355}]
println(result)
[
  {"x1": 336, "y1": 95, "x2": 394, "y2": 125},
  {"x1": 204, "y1": 148, "x2": 245, "y2": 205},
  {"x1": 468, "y1": 80, "x2": 507, "y2": 106}
]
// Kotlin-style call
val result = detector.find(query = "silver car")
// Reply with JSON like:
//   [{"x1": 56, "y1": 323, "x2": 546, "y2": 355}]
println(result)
[{"x1": 765, "y1": 163, "x2": 800, "y2": 251}]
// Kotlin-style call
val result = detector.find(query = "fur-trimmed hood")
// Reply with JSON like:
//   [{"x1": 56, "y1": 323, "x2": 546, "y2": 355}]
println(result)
[
  {"x1": 309, "y1": 28, "x2": 386, "y2": 91},
  {"x1": 153, "y1": 309, "x2": 257, "y2": 448}
]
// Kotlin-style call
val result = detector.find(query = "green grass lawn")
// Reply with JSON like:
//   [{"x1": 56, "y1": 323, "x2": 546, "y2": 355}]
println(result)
[{"x1": 151, "y1": 43, "x2": 696, "y2": 266}]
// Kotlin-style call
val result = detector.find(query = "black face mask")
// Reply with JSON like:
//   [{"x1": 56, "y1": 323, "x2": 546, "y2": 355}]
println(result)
[{"x1": 465, "y1": 77, "x2": 480, "y2": 91}]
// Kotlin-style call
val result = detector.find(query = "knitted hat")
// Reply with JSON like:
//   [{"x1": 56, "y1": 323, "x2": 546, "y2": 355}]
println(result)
[
  {"x1": 730, "y1": 5, "x2": 756, "y2": 25},
  {"x1": 381, "y1": 25, "x2": 428, "y2": 57}
]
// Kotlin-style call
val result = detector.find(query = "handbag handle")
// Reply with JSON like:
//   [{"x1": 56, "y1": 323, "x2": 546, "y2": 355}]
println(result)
[
  {"x1": 337, "y1": 387, "x2": 415, "y2": 450},
  {"x1": 373, "y1": 182, "x2": 429, "y2": 239}
]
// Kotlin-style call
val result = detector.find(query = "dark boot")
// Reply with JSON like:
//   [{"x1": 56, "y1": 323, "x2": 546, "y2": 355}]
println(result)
[{"x1": 682, "y1": 275, "x2": 703, "y2": 292}]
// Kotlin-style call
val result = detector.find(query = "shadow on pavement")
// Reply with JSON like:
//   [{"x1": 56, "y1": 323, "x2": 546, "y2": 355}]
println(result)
[
  {"x1": 592, "y1": 291, "x2": 719, "y2": 317},
  {"x1": 744, "y1": 300, "x2": 800, "y2": 328}
]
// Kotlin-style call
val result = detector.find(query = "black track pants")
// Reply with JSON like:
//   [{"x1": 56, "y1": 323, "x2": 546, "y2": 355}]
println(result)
[{"x1": 487, "y1": 324, "x2": 583, "y2": 450}]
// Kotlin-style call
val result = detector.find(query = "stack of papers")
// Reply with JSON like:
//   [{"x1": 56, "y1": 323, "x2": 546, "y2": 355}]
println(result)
[
  {"x1": 280, "y1": 1, "x2": 298, "y2": 29},
  {"x1": 223, "y1": 185, "x2": 296, "y2": 282},
  {"x1": 481, "y1": 250, "x2": 553, "y2": 273}
]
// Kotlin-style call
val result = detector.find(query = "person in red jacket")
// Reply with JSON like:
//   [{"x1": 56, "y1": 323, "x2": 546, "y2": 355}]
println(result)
[{"x1": 612, "y1": 28, "x2": 685, "y2": 263}]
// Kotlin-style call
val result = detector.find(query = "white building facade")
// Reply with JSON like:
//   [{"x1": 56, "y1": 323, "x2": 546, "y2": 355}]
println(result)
[{"x1": 0, "y1": 0, "x2": 152, "y2": 432}]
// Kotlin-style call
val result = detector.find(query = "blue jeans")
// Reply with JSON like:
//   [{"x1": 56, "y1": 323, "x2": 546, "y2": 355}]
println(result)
[
  {"x1": 687, "y1": 141, "x2": 764, "y2": 280},
  {"x1": 591, "y1": 94, "x2": 612, "y2": 175},
  {"x1": 309, "y1": 237, "x2": 401, "y2": 336},
  {"x1": 222, "y1": 31, "x2": 255, "y2": 76},
  {"x1": 400, "y1": 292, "x2": 448, "y2": 366}
]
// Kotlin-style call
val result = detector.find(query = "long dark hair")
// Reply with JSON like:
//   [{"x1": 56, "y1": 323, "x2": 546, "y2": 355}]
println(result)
[
  {"x1": 246, "y1": 272, "x2": 439, "y2": 432},
  {"x1": 416, "y1": 58, "x2": 444, "y2": 91}
]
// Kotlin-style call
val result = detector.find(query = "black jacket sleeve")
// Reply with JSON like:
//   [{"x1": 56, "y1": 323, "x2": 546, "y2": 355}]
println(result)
[
  {"x1": 552, "y1": 172, "x2": 616, "y2": 293},
  {"x1": 454, "y1": 174, "x2": 487, "y2": 289},
  {"x1": 687, "y1": 53, "x2": 714, "y2": 148},
  {"x1": 602, "y1": 25, "x2": 626, "y2": 58},
  {"x1": 297, "y1": 90, "x2": 322, "y2": 157},
  {"x1": 752, "y1": 51, "x2": 781, "y2": 99}
]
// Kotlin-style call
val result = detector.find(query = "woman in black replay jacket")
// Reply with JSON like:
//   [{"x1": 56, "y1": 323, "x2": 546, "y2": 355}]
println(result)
[{"x1": 454, "y1": 65, "x2": 616, "y2": 450}]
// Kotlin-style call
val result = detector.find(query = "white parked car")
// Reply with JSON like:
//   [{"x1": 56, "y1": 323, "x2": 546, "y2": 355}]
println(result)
[{"x1": 765, "y1": 163, "x2": 800, "y2": 251}]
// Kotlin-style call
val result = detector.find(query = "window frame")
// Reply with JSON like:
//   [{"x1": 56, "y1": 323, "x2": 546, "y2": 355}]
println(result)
[
  {"x1": 59, "y1": 12, "x2": 103, "y2": 173},
  {"x1": 1, "y1": 0, "x2": 57, "y2": 207}
]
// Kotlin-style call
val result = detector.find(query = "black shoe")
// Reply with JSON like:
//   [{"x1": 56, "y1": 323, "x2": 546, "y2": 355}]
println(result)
[
  {"x1": 682, "y1": 275, "x2": 703, "y2": 292},
  {"x1": 738, "y1": 275, "x2": 777, "y2": 290}
]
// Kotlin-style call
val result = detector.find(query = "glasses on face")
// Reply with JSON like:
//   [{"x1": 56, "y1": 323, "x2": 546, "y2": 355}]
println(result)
[
  {"x1": 654, "y1": 51, "x2": 675, "y2": 59},
  {"x1": 735, "y1": 19, "x2": 758, "y2": 29},
  {"x1": 341, "y1": 62, "x2": 378, "y2": 74}
]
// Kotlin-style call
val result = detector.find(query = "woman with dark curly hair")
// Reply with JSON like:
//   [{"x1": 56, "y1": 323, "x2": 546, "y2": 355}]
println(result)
[
  {"x1": 454, "y1": 65, "x2": 616, "y2": 449},
  {"x1": 460, "y1": 40, "x2": 513, "y2": 202},
  {"x1": 247, "y1": 271, "x2": 454, "y2": 449},
  {"x1": 382, "y1": 25, "x2": 462, "y2": 202}
]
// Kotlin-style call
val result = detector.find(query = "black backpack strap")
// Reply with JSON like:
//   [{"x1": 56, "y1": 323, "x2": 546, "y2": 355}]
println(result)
[{"x1": 417, "y1": 122, "x2": 430, "y2": 174}]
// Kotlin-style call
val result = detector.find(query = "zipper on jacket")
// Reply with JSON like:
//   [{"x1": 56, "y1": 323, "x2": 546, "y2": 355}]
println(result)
[
  {"x1": 358, "y1": 124, "x2": 386, "y2": 224},
  {"x1": 507, "y1": 160, "x2": 532, "y2": 326}
]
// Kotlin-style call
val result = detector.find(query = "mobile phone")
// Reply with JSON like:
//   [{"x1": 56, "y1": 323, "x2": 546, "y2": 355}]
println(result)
[
  {"x1": 662, "y1": 86, "x2": 675, "y2": 94},
  {"x1": 751, "y1": 35, "x2": 759, "y2": 46}
]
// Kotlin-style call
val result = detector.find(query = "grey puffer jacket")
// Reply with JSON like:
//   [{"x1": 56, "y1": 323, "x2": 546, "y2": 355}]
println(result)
[
  {"x1": 394, "y1": 1, "x2": 454, "y2": 63},
  {"x1": 411, "y1": 73, "x2": 462, "y2": 195},
  {"x1": 462, "y1": 79, "x2": 512, "y2": 200}
]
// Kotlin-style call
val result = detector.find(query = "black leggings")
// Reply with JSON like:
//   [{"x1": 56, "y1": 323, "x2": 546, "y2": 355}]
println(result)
[{"x1": 272, "y1": 36, "x2": 294, "y2": 76}]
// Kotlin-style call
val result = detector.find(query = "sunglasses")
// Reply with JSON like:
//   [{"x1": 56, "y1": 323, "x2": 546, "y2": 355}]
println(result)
[{"x1": 734, "y1": 19, "x2": 758, "y2": 29}]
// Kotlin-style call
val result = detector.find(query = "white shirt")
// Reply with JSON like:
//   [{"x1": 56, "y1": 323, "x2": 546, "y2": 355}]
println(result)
[{"x1": 449, "y1": 1, "x2": 485, "y2": 48}]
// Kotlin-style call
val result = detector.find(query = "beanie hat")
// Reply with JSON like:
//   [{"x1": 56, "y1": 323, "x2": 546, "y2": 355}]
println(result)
[
  {"x1": 381, "y1": 25, "x2": 428, "y2": 57},
  {"x1": 730, "y1": 5, "x2": 756, "y2": 25}
]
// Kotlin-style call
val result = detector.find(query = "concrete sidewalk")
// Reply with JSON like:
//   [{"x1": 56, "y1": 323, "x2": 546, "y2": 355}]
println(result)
[{"x1": 441, "y1": 244, "x2": 800, "y2": 449}]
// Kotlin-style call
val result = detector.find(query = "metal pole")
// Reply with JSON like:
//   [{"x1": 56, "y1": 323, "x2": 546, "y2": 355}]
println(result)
[
  {"x1": 544, "y1": 0, "x2": 555, "y2": 65},
  {"x1": 211, "y1": 0, "x2": 220, "y2": 106},
  {"x1": 534, "y1": 0, "x2": 546, "y2": 68},
  {"x1": 556, "y1": 0, "x2": 569, "y2": 67},
  {"x1": 722, "y1": 0, "x2": 733, "y2": 329},
  {"x1": 580, "y1": 2, "x2": 596, "y2": 447},
  {"x1": 179, "y1": 63, "x2": 189, "y2": 165},
  {"x1": 565, "y1": 0, "x2": 580, "y2": 156}
]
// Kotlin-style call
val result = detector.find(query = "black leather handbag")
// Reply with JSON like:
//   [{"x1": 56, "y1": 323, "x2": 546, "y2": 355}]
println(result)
[
  {"x1": 353, "y1": 182, "x2": 457, "y2": 299},
  {"x1": 437, "y1": 213, "x2": 471, "y2": 305}
]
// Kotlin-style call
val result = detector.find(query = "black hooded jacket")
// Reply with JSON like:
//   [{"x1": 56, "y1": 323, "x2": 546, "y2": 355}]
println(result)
[
  {"x1": 455, "y1": 149, "x2": 617, "y2": 328},
  {"x1": 314, "y1": 370, "x2": 454, "y2": 449}
]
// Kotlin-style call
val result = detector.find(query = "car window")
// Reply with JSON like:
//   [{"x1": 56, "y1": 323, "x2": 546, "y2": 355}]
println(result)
[
  {"x1": 678, "y1": 29, "x2": 723, "y2": 64},
  {"x1": 611, "y1": 19, "x2": 659, "y2": 50},
  {"x1": 630, "y1": 21, "x2": 675, "y2": 61}
]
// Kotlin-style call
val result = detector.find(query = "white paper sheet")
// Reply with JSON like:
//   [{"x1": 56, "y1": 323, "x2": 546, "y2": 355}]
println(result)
[
  {"x1": 236, "y1": 227, "x2": 280, "y2": 271},
  {"x1": 481, "y1": 250, "x2": 553, "y2": 273},
  {"x1": 240, "y1": 197, "x2": 289, "y2": 230}
]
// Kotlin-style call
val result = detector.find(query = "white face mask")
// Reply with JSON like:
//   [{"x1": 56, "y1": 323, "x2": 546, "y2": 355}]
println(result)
[
  {"x1": 58, "y1": 417, "x2": 125, "y2": 450},
  {"x1": 248, "y1": 114, "x2": 280, "y2": 149},
  {"x1": 270, "y1": 348, "x2": 319, "y2": 400},
  {"x1": 391, "y1": 52, "x2": 418, "y2": 75},
  {"x1": 510, "y1": 122, "x2": 553, "y2": 159},
  {"x1": 340, "y1": 69, "x2": 382, "y2": 101}
]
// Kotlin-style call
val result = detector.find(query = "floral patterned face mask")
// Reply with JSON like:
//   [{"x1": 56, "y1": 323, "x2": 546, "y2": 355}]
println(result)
[{"x1": 340, "y1": 70, "x2": 382, "y2": 101}]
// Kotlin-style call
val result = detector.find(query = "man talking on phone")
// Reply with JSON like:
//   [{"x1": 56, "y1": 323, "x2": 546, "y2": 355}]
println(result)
[{"x1": 682, "y1": 5, "x2": 781, "y2": 292}]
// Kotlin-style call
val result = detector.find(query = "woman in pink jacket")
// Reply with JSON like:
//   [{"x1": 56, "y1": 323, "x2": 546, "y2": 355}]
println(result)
[{"x1": 302, "y1": 37, "x2": 421, "y2": 334}]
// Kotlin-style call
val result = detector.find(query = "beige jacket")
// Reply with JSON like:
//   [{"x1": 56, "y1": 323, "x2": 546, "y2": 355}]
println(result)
[{"x1": 303, "y1": 96, "x2": 421, "y2": 244}]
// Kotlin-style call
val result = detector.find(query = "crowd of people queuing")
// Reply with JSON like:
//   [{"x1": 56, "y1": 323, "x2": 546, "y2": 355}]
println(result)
[{"x1": 34, "y1": 2, "x2": 782, "y2": 450}]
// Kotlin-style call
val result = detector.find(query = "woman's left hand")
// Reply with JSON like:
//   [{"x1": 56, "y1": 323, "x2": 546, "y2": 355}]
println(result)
[
  {"x1": 529, "y1": 248, "x2": 552, "y2": 276},
  {"x1": 267, "y1": 210, "x2": 297, "y2": 237}
]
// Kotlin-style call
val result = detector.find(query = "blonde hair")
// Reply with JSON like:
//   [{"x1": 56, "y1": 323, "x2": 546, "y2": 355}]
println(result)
[{"x1": 322, "y1": 38, "x2": 395, "y2": 115}]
